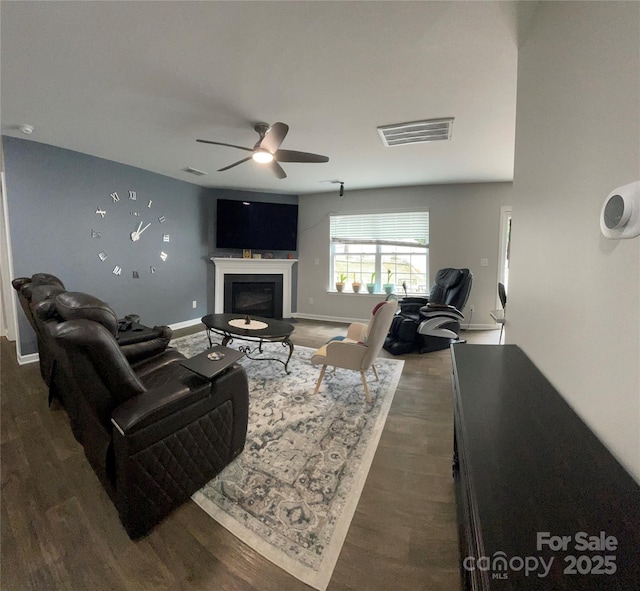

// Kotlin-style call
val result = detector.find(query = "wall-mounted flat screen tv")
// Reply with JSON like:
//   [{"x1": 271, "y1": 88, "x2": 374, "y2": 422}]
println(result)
[{"x1": 216, "y1": 199, "x2": 298, "y2": 251}]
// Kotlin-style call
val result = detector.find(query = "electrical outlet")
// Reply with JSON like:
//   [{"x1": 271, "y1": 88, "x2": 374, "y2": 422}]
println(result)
[
  {"x1": 192, "y1": 300, "x2": 197, "y2": 309},
  {"x1": 308, "y1": 297, "x2": 314, "y2": 305},
  {"x1": 469, "y1": 305, "x2": 474, "y2": 313},
  {"x1": 314, "y1": 258, "x2": 320, "y2": 266},
  {"x1": 480, "y1": 258, "x2": 489, "y2": 267}
]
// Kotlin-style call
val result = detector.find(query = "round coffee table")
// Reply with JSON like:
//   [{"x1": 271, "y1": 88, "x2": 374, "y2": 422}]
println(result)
[{"x1": 201, "y1": 314, "x2": 295, "y2": 374}]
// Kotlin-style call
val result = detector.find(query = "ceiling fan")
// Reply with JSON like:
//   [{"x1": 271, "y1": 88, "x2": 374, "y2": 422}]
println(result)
[{"x1": 197, "y1": 122, "x2": 329, "y2": 179}]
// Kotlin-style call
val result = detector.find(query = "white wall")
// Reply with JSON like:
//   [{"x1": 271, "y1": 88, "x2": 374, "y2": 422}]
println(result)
[
  {"x1": 296, "y1": 182, "x2": 512, "y2": 324},
  {"x1": 0, "y1": 141, "x2": 17, "y2": 341},
  {"x1": 509, "y1": 2, "x2": 640, "y2": 479}
]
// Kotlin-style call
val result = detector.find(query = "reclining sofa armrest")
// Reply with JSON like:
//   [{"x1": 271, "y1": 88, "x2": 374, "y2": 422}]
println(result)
[
  {"x1": 111, "y1": 380, "x2": 199, "y2": 436},
  {"x1": 110, "y1": 364, "x2": 250, "y2": 539},
  {"x1": 118, "y1": 325, "x2": 173, "y2": 363},
  {"x1": 116, "y1": 323, "x2": 171, "y2": 346},
  {"x1": 111, "y1": 363, "x2": 248, "y2": 436}
]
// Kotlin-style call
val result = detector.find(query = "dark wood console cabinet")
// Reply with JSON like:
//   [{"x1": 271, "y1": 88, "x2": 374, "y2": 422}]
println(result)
[{"x1": 451, "y1": 344, "x2": 640, "y2": 590}]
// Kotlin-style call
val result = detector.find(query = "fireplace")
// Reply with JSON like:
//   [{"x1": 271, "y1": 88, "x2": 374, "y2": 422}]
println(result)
[
  {"x1": 224, "y1": 274, "x2": 283, "y2": 318},
  {"x1": 211, "y1": 258, "x2": 297, "y2": 318}
]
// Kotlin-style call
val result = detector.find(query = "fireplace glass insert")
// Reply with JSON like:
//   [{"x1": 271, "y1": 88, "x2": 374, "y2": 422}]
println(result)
[{"x1": 224, "y1": 274, "x2": 284, "y2": 318}]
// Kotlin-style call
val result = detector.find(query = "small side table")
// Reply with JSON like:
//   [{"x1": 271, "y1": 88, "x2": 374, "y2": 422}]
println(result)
[{"x1": 180, "y1": 345, "x2": 244, "y2": 381}]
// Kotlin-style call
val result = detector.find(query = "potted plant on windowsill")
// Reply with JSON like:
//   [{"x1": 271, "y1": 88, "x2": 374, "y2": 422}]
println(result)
[
  {"x1": 352, "y1": 273, "x2": 362, "y2": 293},
  {"x1": 366, "y1": 272, "x2": 376, "y2": 294},
  {"x1": 383, "y1": 269, "x2": 395, "y2": 295},
  {"x1": 335, "y1": 273, "x2": 347, "y2": 292}
]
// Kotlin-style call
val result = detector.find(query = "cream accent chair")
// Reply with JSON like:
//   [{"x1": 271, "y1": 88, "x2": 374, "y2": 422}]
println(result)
[{"x1": 311, "y1": 300, "x2": 398, "y2": 402}]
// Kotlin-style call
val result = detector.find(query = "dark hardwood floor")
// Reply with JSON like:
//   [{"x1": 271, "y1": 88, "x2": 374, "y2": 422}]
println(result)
[{"x1": 1, "y1": 320, "x2": 499, "y2": 590}]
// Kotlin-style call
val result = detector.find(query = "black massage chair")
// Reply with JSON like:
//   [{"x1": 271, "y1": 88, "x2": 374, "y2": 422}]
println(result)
[{"x1": 384, "y1": 268, "x2": 473, "y2": 354}]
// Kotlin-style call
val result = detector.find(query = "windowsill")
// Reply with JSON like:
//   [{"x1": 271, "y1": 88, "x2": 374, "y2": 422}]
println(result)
[
  {"x1": 327, "y1": 289, "x2": 404, "y2": 298},
  {"x1": 327, "y1": 290, "x2": 383, "y2": 296},
  {"x1": 327, "y1": 291, "x2": 429, "y2": 297}
]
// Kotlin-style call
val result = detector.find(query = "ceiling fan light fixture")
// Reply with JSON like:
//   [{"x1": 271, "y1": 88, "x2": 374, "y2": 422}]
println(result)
[
  {"x1": 198, "y1": 122, "x2": 327, "y2": 179},
  {"x1": 252, "y1": 150, "x2": 274, "y2": 164}
]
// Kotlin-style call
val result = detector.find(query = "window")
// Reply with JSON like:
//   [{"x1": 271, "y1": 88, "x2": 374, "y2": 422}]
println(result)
[{"x1": 330, "y1": 211, "x2": 429, "y2": 294}]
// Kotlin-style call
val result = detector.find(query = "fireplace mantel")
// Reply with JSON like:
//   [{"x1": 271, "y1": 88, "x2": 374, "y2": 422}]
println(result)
[{"x1": 211, "y1": 257, "x2": 297, "y2": 317}]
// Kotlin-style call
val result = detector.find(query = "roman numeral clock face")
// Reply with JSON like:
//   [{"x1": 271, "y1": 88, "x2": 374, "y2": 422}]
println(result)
[{"x1": 91, "y1": 190, "x2": 170, "y2": 278}]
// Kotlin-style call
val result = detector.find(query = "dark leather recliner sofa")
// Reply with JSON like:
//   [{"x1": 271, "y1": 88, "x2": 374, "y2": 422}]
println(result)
[
  {"x1": 12, "y1": 273, "x2": 67, "y2": 386},
  {"x1": 12, "y1": 273, "x2": 173, "y2": 394},
  {"x1": 11, "y1": 275, "x2": 249, "y2": 538}
]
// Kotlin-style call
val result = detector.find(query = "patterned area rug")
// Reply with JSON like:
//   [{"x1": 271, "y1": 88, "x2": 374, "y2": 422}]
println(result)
[{"x1": 171, "y1": 332, "x2": 404, "y2": 591}]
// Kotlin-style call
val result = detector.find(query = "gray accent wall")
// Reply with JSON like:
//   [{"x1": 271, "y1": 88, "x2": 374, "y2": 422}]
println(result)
[
  {"x1": 3, "y1": 136, "x2": 300, "y2": 356},
  {"x1": 3, "y1": 137, "x2": 207, "y2": 355},
  {"x1": 509, "y1": 3, "x2": 640, "y2": 480},
  {"x1": 296, "y1": 183, "x2": 513, "y2": 323}
]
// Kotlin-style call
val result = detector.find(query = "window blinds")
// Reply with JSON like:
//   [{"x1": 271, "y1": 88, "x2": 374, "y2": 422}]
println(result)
[{"x1": 330, "y1": 211, "x2": 429, "y2": 247}]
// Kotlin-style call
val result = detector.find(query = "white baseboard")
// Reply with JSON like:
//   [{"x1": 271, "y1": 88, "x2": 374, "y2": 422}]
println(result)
[
  {"x1": 291, "y1": 312, "x2": 369, "y2": 325},
  {"x1": 169, "y1": 317, "x2": 203, "y2": 331},
  {"x1": 293, "y1": 312, "x2": 498, "y2": 332},
  {"x1": 18, "y1": 352, "x2": 39, "y2": 365}
]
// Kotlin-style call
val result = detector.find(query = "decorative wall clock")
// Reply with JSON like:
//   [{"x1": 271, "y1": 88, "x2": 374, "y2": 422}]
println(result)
[{"x1": 91, "y1": 190, "x2": 170, "y2": 278}]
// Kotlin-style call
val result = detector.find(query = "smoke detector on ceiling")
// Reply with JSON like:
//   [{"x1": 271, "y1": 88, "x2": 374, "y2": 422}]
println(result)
[
  {"x1": 19, "y1": 124, "x2": 34, "y2": 135},
  {"x1": 377, "y1": 117, "x2": 454, "y2": 147}
]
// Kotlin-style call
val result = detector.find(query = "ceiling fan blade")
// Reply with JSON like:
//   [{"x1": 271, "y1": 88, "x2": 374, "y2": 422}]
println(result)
[
  {"x1": 218, "y1": 156, "x2": 252, "y2": 172},
  {"x1": 196, "y1": 139, "x2": 254, "y2": 152},
  {"x1": 274, "y1": 149, "x2": 329, "y2": 163},
  {"x1": 268, "y1": 160, "x2": 287, "y2": 179},
  {"x1": 260, "y1": 122, "x2": 289, "y2": 153}
]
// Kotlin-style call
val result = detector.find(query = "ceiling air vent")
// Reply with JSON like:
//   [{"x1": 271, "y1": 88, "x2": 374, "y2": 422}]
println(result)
[
  {"x1": 182, "y1": 166, "x2": 207, "y2": 176},
  {"x1": 377, "y1": 117, "x2": 454, "y2": 147}
]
